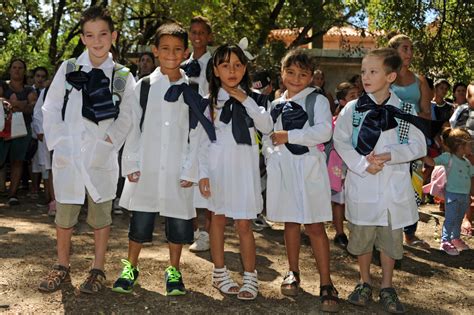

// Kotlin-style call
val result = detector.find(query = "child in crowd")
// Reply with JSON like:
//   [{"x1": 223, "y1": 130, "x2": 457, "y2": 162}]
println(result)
[
  {"x1": 330, "y1": 82, "x2": 359, "y2": 249},
  {"x1": 424, "y1": 128, "x2": 473, "y2": 255},
  {"x1": 32, "y1": 88, "x2": 56, "y2": 215},
  {"x1": 333, "y1": 48, "x2": 427, "y2": 313},
  {"x1": 135, "y1": 52, "x2": 156, "y2": 80},
  {"x1": 312, "y1": 69, "x2": 336, "y2": 114},
  {"x1": 38, "y1": 6, "x2": 135, "y2": 294},
  {"x1": 264, "y1": 49, "x2": 339, "y2": 312},
  {"x1": 198, "y1": 44, "x2": 273, "y2": 300},
  {"x1": 182, "y1": 15, "x2": 214, "y2": 253},
  {"x1": 113, "y1": 22, "x2": 213, "y2": 296},
  {"x1": 431, "y1": 79, "x2": 453, "y2": 123}
]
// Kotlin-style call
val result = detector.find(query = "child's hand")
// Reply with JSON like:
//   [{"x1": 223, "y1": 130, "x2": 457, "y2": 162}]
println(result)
[
  {"x1": 180, "y1": 180, "x2": 193, "y2": 188},
  {"x1": 227, "y1": 87, "x2": 248, "y2": 103},
  {"x1": 366, "y1": 162, "x2": 384, "y2": 175},
  {"x1": 37, "y1": 133, "x2": 44, "y2": 141},
  {"x1": 199, "y1": 178, "x2": 211, "y2": 198},
  {"x1": 270, "y1": 130, "x2": 288, "y2": 146},
  {"x1": 422, "y1": 155, "x2": 435, "y2": 167},
  {"x1": 127, "y1": 171, "x2": 141, "y2": 182},
  {"x1": 373, "y1": 152, "x2": 391, "y2": 163}
]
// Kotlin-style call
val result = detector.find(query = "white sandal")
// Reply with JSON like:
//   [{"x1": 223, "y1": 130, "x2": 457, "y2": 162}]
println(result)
[
  {"x1": 237, "y1": 270, "x2": 258, "y2": 300},
  {"x1": 212, "y1": 266, "x2": 240, "y2": 295}
]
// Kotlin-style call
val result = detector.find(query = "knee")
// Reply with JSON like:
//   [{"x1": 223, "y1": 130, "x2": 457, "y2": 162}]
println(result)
[
  {"x1": 304, "y1": 223, "x2": 326, "y2": 238},
  {"x1": 235, "y1": 220, "x2": 252, "y2": 235}
]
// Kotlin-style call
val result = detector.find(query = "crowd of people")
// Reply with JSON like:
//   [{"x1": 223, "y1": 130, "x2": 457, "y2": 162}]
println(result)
[{"x1": 0, "y1": 6, "x2": 473, "y2": 314}]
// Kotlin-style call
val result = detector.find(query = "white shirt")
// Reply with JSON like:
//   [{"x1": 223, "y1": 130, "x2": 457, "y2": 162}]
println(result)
[
  {"x1": 42, "y1": 51, "x2": 135, "y2": 204},
  {"x1": 187, "y1": 51, "x2": 211, "y2": 97},
  {"x1": 333, "y1": 92, "x2": 427, "y2": 229},
  {"x1": 119, "y1": 67, "x2": 203, "y2": 219}
]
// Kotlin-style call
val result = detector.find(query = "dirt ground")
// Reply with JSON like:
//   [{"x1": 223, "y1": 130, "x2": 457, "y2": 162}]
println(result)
[{"x1": 0, "y1": 192, "x2": 473, "y2": 314}]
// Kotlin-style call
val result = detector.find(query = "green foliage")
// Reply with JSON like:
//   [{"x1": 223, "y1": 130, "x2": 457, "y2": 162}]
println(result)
[{"x1": 367, "y1": 0, "x2": 473, "y2": 83}]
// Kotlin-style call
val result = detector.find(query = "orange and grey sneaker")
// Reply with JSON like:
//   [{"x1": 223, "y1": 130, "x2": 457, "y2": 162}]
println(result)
[
  {"x1": 38, "y1": 264, "x2": 71, "y2": 292},
  {"x1": 79, "y1": 269, "x2": 106, "y2": 294}
]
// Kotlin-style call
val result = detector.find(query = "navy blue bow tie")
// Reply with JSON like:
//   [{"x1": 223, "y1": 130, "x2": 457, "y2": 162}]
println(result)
[
  {"x1": 354, "y1": 94, "x2": 443, "y2": 155},
  {"x1": 219, "y1": 97, "x2": 255, "y2": 145},
  {"x1": 271, "y1": 101, "x2": 310, "y2": 155},
  {"x1": 67, "y1": 68, "x2": 118, "y2": 124},
  {"x1": 181, "y1": 59, "x2": 201, "y2": 78},
  {"x1": 164, "y1": 83, "x2": 216, "y2": 141}
]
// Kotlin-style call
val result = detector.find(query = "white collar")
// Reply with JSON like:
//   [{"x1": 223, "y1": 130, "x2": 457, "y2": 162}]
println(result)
[
  {"x1": 281, "y1": 87, "x2": 315, "y2": 102},
  {"x1": 76, "y1": 50, "x2": 114, "y2": 69},
  {"x1": 149, "y1": 67, "x2": 187, "y2": 86},
  {"x1": 189, "y1": 51, "x2": 211, "y2": 63}
]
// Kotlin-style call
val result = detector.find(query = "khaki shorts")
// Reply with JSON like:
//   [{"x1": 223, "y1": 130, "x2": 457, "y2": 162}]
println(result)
[
  {"x1": 55, "y1": 194, "x2": 112, "y2": 229},
  {"x1": 347, "y1": 217, "x2": 403, "y2": 260}
]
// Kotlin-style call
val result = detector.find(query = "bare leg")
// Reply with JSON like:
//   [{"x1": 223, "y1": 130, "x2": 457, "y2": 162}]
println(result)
[
  {"x1": 357, "y1": 252, "x2": 372, "y2": 284},
  {"x1": 9, "y1": 160, "x2": 23, "y2": 197},
  {"x1": 209, "y1": 213, "x2": 226, "y2": 268},
  {"x1": 235, "y1": 219, "x2": 256, "y2": 272},
  {"x1": 127, "y1": 240, "x2": 143, "y2": 267},
  {"x1": 92, "y1": 226, "x2": 110, "y2": 271},
  {"x1": 332, "y1": 202, "x2": 345, "y2": 236},
  {"x1": 304, "y1": 223, "x2": 332, "y2": 285},
  {"x1": 380, "y1": 251, "x2": 395, "y2": 288},
  {"x1": 57, "y1": 226, "x2": 73, "y2": 267},
  {"x1": 169, "y1": 243, "x2": 183, "y2": 269},
  {"x1": 284, "y1": 222, "x2": 301, "y2": 272}
]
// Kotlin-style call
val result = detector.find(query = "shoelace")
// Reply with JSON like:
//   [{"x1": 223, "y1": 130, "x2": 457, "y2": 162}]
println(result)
[
  {"x1": 120, "y1": 259, "x2": 136, "y2": 280},
  {"x1": 166, "y1": 267, "x2": 181, "y2": 283}
]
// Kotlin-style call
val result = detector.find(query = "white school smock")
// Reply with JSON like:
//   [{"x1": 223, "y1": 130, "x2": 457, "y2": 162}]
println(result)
[
  {"x1": 119, "y1": 68, "x2": 202, "y2": 220},
  {"x1": 264, "y1": 87, "x2": 333, "y2": 224},
  {"x1": 188, "y1": 51, "x2": 212, "y2": 208},
  {"x1": 32, "y1": 88, "x2": 51, "y2": 172},
  {"x1": 199, "y1": 88, "x2": 273, "y2": 219},
  {"x1": 42, "y1": 51, "x2": 135, "y2": 204},
  {"x1": 333, "y1": 92, "x2": 426, "y2": 230}
]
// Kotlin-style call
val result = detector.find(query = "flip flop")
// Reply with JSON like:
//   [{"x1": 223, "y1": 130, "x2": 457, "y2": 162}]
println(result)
[{"x1": 405, "y1": 237, "x2": 430, "y2": 249}]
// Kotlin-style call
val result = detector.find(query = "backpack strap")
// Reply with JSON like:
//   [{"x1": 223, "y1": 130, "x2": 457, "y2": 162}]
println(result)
[
  {"x1": 305, "y1": 90, "x2": 320, "y2": 127},
  {"x1": 351, "y1": 100, "x2": 368, "y2": 149},
  {"x1": 139, "y1": 76, "x2": 151, "y2": 131},
  {"x1": 396, "y1": 102, "x2": 412, "y2": 144},
  {"x1": 62, "y1": 58, "x2": 81, "y2": 120}
]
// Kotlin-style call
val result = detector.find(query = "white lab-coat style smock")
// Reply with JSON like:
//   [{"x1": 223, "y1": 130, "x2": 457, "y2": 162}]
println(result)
[
  {"x1": 32, "y1": 88, "x2": 51, "y2": 172},
  {"x1": 119, "y1": 68, "x2": 203, "y2": 220},
  {"x1": 264, "y1": 87, "x2": 333, "y2": 224},
  {"x1": 187, "y1": 51, "x2": 212, "y2": 208},
  {"x1": 199, "y1": 88, "x2": 273, "y2": 219},
  {"x1": 333, "y1": 92, "x2": 426, "y2": 230},
  {"x1": 42, "y1": 51, "x2": 135, "y2": 204}
]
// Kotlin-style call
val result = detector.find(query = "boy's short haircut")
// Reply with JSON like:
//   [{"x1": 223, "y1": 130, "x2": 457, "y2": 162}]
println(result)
[
  {"x1": 33, "y1": 66, "x2": 48, "y2": 77},
  {"x1": 154, "y1": 23, "x2": 188, "y2": 50},
  {"x1": 80, "y1": 6, "x2": 114, "y2": 32},
  {"x1": 335, "y1": 82, "x2": 355, "y2": 101},
  {"x1": 364, "y1": 48, "x2": 402, "y2": 74},
  {"x1": 281, "y1": 49, "x2": 315, "y2": 73},
  {"x1": 434, "y1": 78, "x2": 450, "y2": 88},
  {"x1": 190, "y1": 15, "x2": 212, "y2": 34}
]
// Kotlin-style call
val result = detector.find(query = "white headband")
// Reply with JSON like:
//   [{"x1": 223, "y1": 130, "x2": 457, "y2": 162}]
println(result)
[{"x1": 238, "y1": 37, "x2": 256, "y2": 61}]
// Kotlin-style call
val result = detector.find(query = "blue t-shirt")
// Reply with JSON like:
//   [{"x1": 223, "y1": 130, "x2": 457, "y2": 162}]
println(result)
[{"x1": 434, "y1": 152, "x2": 474, "y2": 194}]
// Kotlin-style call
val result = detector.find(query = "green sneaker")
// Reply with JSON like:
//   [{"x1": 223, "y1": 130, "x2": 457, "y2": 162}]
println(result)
[
  {"x1": 165, "y1": 266, "x2": 186, "y2": 296},
  {"x1": 112, "y1": 259, "x2": 139, "y2": 294}
]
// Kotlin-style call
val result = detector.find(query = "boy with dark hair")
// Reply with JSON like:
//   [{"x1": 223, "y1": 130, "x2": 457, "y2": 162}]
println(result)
[
  {"x1": 112, "y1": 22, "x2": 213, "y2": 296},
  {"x1": 181, "y1": 15, "x2": 214, "y2": 253},
  {"x1": 334, "y1": 48, "x2": 427, "y2": 313},
  {"x1": 38, "y1": 5, "x2": 135, "y2": 294}
]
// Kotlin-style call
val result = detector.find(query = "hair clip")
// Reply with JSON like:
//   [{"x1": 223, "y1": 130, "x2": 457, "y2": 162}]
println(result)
[{"x1": 238, "y1": 37, "x2": 256, "y2": 61}]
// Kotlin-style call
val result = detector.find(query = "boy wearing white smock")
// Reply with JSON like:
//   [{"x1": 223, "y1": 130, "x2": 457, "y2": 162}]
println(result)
[{"x1": 333, "y1": 48, "x2": 427, "y2": 313}]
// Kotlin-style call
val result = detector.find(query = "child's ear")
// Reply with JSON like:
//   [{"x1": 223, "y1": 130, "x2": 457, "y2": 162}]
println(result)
[
  {"x1": 387, "y1": 71, "x2": 397, "y2": 83},
  {"x1": 213, "y1": 66, "x2": 220, "y2": 78},
  {"x1": 111, "y1": 31, "x2": 118, "y2": 43},
  {"x1": 152, "y1": 45, "x2": 159, "y2": 58},
  {"x1": 80, "y1": 34, "x2": 86, "y2": 46}
]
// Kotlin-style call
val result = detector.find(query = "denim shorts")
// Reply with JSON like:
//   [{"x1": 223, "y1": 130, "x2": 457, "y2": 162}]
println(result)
[{"x1": 129, "y1": 211, "x2": 194, "y2": 244}]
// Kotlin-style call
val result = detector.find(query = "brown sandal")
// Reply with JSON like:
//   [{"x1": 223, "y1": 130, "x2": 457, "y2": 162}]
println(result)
[
  {"x1": 320, "y1": 284, "x2": 340, "y2": 313},
  {"x1": 38, "y1": 264, "x2": 71, "y2": 292},
  {"x1": 280, "y1": 271, "x2": 300, "y2": 296},
  {"x1": 79, "y1": 269, "x2": 106, "y2": 294}
]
